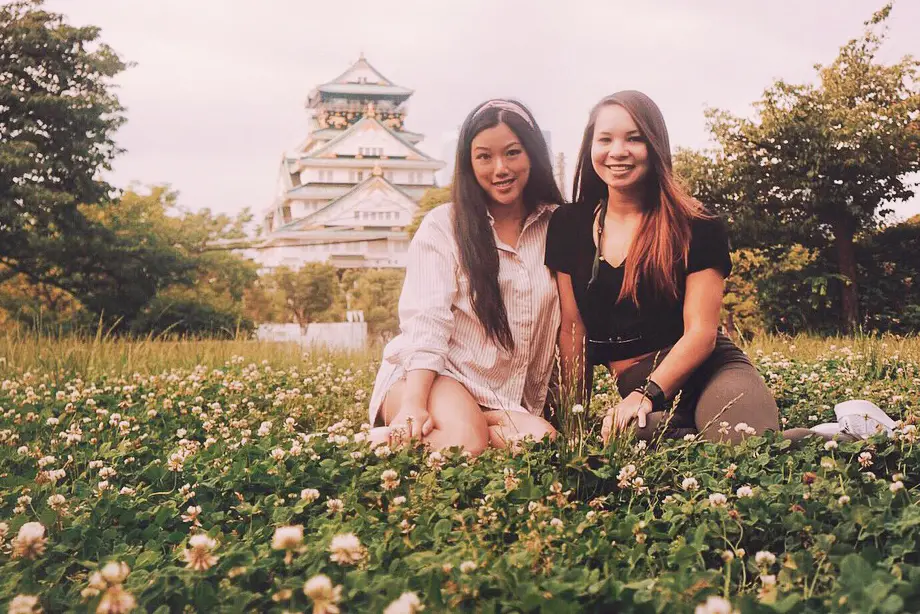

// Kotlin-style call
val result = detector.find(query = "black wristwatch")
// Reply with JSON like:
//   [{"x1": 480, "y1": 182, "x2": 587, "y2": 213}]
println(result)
[{"x1": 633, "y1": 379, "x2": 667, "y2": 411}]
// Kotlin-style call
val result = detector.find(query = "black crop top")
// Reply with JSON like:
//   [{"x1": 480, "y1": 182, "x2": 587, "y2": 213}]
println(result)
[{"x1": 544, "y1": 203, "x2": 732, "y2": 364}]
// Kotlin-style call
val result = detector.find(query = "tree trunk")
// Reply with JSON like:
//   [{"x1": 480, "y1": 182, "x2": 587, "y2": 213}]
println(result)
[{"x1": 831, "y1": 218, "x2": 859, "y2": 333}]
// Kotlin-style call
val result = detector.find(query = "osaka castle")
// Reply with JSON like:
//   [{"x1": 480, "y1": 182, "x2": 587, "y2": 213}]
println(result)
[{"x1": 252, "y1": 54, "x2": 445, "y2": 270}]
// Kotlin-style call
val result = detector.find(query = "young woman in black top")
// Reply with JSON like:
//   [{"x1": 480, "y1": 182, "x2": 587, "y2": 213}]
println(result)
[{"x1": 545, "y1": 91, "x2": 782, "y2": 444}]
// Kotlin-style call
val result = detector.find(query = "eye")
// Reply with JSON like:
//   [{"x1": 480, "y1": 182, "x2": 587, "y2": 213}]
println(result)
[
  {"x1": 596, "y1": 136, "x2": 611, "y2": 144},
  {"x1": 628, "y1": 135, "x2": 645, "y2": 143},
  {"x1": 475, "y1": 153, "x2": 490, "y2": 161},
  {"x1": 506, "y1": 148, "x2": 522, "y2": 157}
]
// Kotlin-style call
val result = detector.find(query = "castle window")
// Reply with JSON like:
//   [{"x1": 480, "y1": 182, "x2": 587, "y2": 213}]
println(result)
[{"x1": 281, "y1": 206, "x2": 292, "y2": 224}]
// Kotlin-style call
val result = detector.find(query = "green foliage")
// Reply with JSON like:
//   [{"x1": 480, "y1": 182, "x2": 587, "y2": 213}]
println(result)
[
  {"x1": 272, "y1": 263, "x2": 341, "y2": 329},
  {"x1": 1, "y1": 340, "x2": 919, "y2": 612},
  {"x1": 129, "y1": 288, "x2": 255, "y2": 339},
  {"x1": 0, "y1": 0, "x2": 127, "y2": 295},
  {"x1": 694, "y1": 6, "x2": 920, "y2": 330},
  {"x1": 344, "y1": 269, "x2": 405, "y2": 339},
  {"x1": 407, "y1": 186, "x2": 451, "y2": 238},
  {"x1": 723, "y1": 245, "x2": 839, "y2": 336}
]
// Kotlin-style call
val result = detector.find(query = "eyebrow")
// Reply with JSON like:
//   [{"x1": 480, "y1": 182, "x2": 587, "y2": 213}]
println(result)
[{"x1": 596, "y1": 129, "x2": 641, "y2": 136}]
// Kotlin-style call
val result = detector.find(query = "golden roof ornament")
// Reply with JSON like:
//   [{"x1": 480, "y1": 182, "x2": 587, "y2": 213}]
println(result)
[
  {"x1": 371, "y1": 163, "x2": 383, "y2": 177},
  {"x1": 365, "y1": 101, "x2": 377, "y2": 119}
]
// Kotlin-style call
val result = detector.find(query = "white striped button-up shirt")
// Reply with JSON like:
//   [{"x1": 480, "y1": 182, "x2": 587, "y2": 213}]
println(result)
[{"x1": 368, "y1": 202, "x2": 561, "y2": 424}]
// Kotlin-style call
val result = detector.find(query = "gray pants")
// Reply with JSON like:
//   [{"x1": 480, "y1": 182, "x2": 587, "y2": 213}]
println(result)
[{"x1": 615, "y1": 333, "x2": 784, "y2": 444}]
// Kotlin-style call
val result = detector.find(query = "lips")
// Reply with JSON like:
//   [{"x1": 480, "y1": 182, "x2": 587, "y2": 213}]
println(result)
[
  {"x1": 606, "y1": 164, "x2": 634, "y2": 173},
  {"x1": 493, "y1": 177, "x2": 515, "y2": 187}
]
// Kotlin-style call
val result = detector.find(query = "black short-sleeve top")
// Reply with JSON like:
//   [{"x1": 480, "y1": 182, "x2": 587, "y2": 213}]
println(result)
[{"x1": 545, "y1": 203, "x2": 732, "y2": 364}]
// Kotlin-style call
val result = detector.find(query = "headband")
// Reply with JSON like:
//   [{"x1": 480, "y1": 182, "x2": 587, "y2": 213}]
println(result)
[{"x1": 471, "y1": 99, "x2": 535, "y2": 128}]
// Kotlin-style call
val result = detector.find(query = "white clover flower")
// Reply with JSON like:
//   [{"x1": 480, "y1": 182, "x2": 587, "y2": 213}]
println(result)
[
  {"x1": 694, "y1": 595, "x2": 737, "y2": 614},
  {"x1": 7, "y1": 594, "x2": 41, "y2": 614},
  {"x1": 681, "y1": 477, "x2": 699, "y2": 492},
  {"x1": 708, "y1": 493, "x2": 728, "y2": 507},
  {"x1": 391, "y1": 495, "x2": 407, "y2": 508},
  {"x1": 571, "y1": 404, "x2": 584, "y2": 415},
  {"x1": 426, "y1": 451, "x2": 445, "y2": 470},
  {"x1": 459, "y1": 560, "x2": 477, "y2": 573},
  {"x1": 100, "y1": 561, "x2": 131, "y2": 585},
  {"x1": 48, "y1": 494, "x2": 67, "y2": 511},
  {"x1": 736, "y1": 485, "x2": 754, "y2": 498},
  {"x1": 383, "y1": 591, "x2": 424, "y2": 614},
  {"x1": 300, "y1": 488, "x2": 320, "y2": 503},
  {"x1": 381, "y1": 469, "x2": 400, "y2": 490},
  {"x1": 326, "y1": 498, "x2": 344, "y2": 513},
  {"x1": 755, "y1": 551, "x2": 776, "y2": 567},
  {"x1": 838, "y1": 494, "x2": 851, "y2": 505},
  {"x1": 12, "y1": 522, "x2": 47, "y2": 560},
  {"x1": 272, "y1": 525, "x2": 304, "y2": 551},
  {"x1": 890, "y1": 480, "x2": 905, "y2": 493},
  {"x1": 184, "y1": 534, "x2": 218, "y2": 571},
  {"x1": 824, "y1": 440, "x2": 838, "y2": 451},
  {"x1": 270, "y1": 448, "x2": 285, "y2": 461},
  {"x1": 96, "y1": 585, "x2": 136, "y2": 614},
  {"x1": 303, "y1": 574, "x2": 342, "y2": 614},
  {"x1": 858, "y1": 451, "x2": 872, "y2": 468},
  {"x1": 328, "y1": 532, "x2": 367, "y2": 566}
]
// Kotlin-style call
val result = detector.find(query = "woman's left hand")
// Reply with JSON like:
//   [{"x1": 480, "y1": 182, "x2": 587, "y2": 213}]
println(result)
[{"x1": 601, "y1": 392, "x2": 653, "y2": 444}]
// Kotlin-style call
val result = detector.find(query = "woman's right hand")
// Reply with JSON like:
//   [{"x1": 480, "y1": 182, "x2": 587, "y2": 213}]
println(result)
[{"x1": 388, "y1": 405, "x2": 434, "y2": 443}]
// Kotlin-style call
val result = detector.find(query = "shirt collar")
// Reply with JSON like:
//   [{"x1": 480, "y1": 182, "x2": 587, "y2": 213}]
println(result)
[{"x1": 486, "y1": 202, "x2": 558, "y2": 226}]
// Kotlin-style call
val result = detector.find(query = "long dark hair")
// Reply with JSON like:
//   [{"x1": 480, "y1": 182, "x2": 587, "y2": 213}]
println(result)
[
  {"x1": 572, "y1": 90, "x2": 708, "y2": 305},
  {"x1": 452, "y1": 99, "x2": 562, "y2": 350}
]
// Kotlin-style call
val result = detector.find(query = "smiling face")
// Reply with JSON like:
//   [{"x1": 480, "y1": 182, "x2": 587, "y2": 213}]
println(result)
[
  {"x1": 591, "y1": 104, "x2": 650, "y2": 192},
  {"x1": 470, "y1": 122, "x2": 531, "y2": 208}
]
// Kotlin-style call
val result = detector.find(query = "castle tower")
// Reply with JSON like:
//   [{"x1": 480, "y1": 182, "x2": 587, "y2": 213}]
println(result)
[{"x1": 253, "y1": 55, "x2": 445, "y2": 270}]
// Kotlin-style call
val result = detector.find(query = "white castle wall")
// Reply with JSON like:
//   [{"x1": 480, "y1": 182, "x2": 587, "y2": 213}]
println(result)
[{"x1": 256, "y1": 322, "x2": 368, "y2": 350}]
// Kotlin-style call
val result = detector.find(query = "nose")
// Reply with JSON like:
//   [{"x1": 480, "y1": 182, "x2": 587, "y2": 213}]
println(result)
[
  {"x1": 607, "y1": 138, "x2": 628, "y2": 158},
  {"x1": 494, "y1": 156, "x2": 509, "y2": 175}
]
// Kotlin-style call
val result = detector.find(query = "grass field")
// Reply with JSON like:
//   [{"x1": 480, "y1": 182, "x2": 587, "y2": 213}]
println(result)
[{"x1": 1, "y1": 333, "x2": 918, "y2": 613}]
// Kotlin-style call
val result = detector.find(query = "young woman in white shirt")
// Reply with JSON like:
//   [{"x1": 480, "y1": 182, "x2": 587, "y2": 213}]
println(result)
[{"x1": 367, "y1": 99, "x2": 563, "y2": 454}]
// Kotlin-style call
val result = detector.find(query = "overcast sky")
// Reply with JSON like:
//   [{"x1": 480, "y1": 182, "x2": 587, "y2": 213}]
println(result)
[{"x1": 47, "y1": 0, "x2": 920, "y2": 222}]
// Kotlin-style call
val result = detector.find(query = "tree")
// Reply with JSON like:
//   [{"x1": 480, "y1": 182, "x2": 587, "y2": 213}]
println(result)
[
  {"x1": 406, "y1": 186, "x2": 451, "y2": 238},
  {"x1": 673, "y1": 148, "x2": 820, "y2": 251},
  {"x1": 273, "y1": 264, "x2": 340, "y2": 330},
  {"x1": 0, "y1": 1, "x2": 127, "y2": 290},
  {"x1": 705, "y1": 4, "x2": 920, "y2": 331},
  {"x1": 344, "y1": 268, "x2": 405, "y2": 338},
  {"x1": 76, "y1": 186, "x2": 258, "y2": 326}
]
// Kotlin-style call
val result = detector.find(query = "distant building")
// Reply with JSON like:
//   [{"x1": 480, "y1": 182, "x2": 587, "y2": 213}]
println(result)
[{"x1": 248, "y1": 55, "x2": 444, "y2": 270}]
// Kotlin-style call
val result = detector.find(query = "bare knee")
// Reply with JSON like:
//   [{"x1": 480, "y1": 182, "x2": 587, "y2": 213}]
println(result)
[{"x1": 428, "y1": 416, "x2": 490, "y2": 456}]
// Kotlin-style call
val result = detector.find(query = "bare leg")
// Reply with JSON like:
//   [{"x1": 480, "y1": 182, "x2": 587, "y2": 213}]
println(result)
[
  {"x1": 483, "y1": 410, "x2": 557, "y2": 449},
  {"x1": 382, "y1": 376, "x2": 490, "y2": 455}
]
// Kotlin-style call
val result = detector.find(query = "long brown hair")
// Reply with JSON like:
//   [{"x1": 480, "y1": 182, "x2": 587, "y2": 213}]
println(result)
[
  {"x1": 572, "y1": 90, "x2": 709, "y2": 305},
  {"x1": 452, "y1": 99, "x2": 562, "y2": 350}
]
